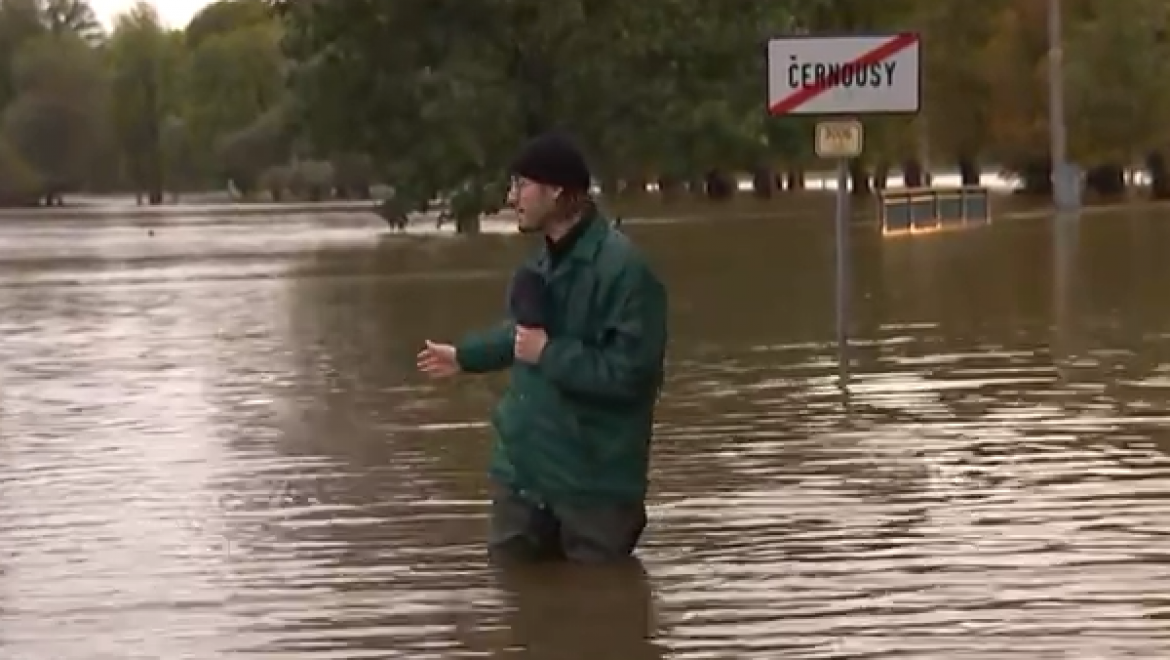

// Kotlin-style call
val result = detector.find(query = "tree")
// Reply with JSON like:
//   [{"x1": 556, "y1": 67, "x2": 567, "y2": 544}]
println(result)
[
  {"x1": 1064, "y1": 0, "x2": 1170, "y2": 196},
  {"x1": 911, "y1": 1, "x2": 1006, "y2": 186},
  {"x1": 0, "y1": 0, "x2": 49, "y2": 109},
  {"x1": 40, "y1": 0, "x2": 103, "y2": 45},
  {"x1": 0, "y1": 133, "x2": 40, "y2": 204},
  {"x1": 0, "y1": 0, "x2": 1162, "y2": 206},
  {"x1": 215, "y1": 102, "x2": 292, "y2": 195},
  {"x1": 2, "y1": 31, "x2": 107, "y2": 203},
  {"x1": 277, "y1": 0, "x2": 816, "y2": 229},
  {"x1": 184, "y1": 0, "x2": 272, "y2": 51},
  {"x1": 107, "y1": 2, "x2": 184, "y2": 203},
  {"x1": 183, "y1": 15, "x2": 286, "y2": 188}
]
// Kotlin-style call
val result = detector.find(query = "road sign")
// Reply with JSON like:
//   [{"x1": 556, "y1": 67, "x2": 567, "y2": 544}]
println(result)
[
  {"x1": 767, "y1": 33, "x2": 921, "y2": 115},
  {"x1": 816, "y1": 120, "x2": 863, "y2": 158}
]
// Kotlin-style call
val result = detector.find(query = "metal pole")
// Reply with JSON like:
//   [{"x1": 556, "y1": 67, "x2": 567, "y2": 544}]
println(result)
[
  {"x1": 834, "y1": 158, "x2": 850, "y2": 385},
  {"x1": 1048, "y1": 0, "x2": 1077, "y2": 212},
  {"x1": 1052, "y1": 205, "x2": 1078, "y2": 381},
  {"x1": 1048, "y1": 0, "x2": 1066, "y2": 169}
]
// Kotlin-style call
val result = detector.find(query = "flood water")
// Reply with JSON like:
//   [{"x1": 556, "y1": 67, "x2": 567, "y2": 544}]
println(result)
[{"x1": 2, "y1": 206, "x2": 1170, "y2": 659}]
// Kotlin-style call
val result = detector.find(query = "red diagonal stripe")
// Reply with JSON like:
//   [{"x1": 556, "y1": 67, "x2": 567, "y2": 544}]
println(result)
[{"x1": 769, "y1": 32, "x2": 919, "y2": 115}]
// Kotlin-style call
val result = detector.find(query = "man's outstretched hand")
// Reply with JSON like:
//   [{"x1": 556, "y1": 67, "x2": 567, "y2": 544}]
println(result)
[{"x1": 417, "y1": 340, "x2": 461, "y2": 378}]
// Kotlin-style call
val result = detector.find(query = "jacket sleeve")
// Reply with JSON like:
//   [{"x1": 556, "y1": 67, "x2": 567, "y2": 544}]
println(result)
[
  {"x1": 456, "y1": 321, "x2": 515, "y2": 373},
  {"x1": 537, "y1": 262, "x2": 667, "y2": 402}
]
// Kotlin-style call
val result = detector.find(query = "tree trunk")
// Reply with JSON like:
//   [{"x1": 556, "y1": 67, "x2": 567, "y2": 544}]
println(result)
[
  {"x1": 957, "y1": 155, "x2": 981, "y2": 186},
  {"x1": 704, "y1": 170, "x2": 735, "y2": 200},
  {"x1": 848, "y1": 161, "x2": 870, "y2": 196},
  {"x1": 1084, "y1": 164, "x2": 1125, "y2": 198},
  {"x1": 873, "y1": 162, "x2": 890, "y2": 190},
  {"x1": 455, "y1": 214, "x2": 481, "y2": 234},
  {"x1": 625, "y1": 176, "x2": 649, "y2": 196},
  {"x1": 901, "y1": 158, "x2": 924, "y2": 188},
  {"x1": 785, "y1": 169, "x2": 806, "y2": 191},
  {"x1": 1016, "y1": 160, "x2": 1052, "y2": 195},
  {"x1": 1147, "y1": 152, "x2": 1170, "y2": 199},
  {"x1": 751, "y1": 167, "x2": 774, "y2": 198},
  {"x1": 656, "y1": 176, "x2": 682, "y2": 201}
]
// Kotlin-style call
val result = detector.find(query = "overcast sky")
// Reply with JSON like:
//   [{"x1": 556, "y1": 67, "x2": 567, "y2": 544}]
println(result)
[{"x1": 90, "y1": 0, "x2": 211, "y2": 29}]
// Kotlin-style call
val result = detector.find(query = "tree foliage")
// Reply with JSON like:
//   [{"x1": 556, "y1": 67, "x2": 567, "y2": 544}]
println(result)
[{"x1": 0, "y1": 0, "x2": 1166, "y2": 212}]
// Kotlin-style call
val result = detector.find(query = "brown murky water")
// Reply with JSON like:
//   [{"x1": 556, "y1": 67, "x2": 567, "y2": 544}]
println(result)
[{"x1": 2, "y1": 207, "x2": 1170, "y2": 659}]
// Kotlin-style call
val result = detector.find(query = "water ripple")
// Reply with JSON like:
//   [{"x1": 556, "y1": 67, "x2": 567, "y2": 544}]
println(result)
[{"x1": 2, "y1": 213, "x2": 1170, "y2": 658}]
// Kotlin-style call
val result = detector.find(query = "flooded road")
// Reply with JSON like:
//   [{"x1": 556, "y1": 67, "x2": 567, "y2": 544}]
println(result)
[{"x1": 2, "y1": 207, "x2": 1170, "y2": 658}]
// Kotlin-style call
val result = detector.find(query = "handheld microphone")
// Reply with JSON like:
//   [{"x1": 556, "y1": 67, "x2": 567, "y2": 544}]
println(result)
[{"x1": 509, "y1": 266, "x2": 549, "y2": 328}]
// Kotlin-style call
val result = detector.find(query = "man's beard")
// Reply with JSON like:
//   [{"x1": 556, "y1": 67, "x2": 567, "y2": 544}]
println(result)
[
  {"x1": 516, "y1": 212, "x2": 547, "y2": 234},
  {"x1": 516, "y1": 205, "x2": 575, "y2": 235}
]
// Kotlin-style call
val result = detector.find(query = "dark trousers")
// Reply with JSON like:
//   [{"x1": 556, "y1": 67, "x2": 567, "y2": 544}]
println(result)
[{"x1": 488, "y1": 481, "x2": 648, "y2": 564}]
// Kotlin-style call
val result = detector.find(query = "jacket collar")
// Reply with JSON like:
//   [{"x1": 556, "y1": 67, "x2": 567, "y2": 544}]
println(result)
[{"x1": 534, "y1": 203, "x2": 610, "y2": 271}]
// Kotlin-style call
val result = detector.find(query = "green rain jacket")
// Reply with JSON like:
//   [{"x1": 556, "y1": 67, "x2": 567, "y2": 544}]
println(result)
[{"x1": 455, "y1": 208, "x2": 668, "y2": 505}]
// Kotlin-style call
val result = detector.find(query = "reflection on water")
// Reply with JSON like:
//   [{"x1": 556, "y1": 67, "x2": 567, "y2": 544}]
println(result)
[{"x1": 2, "y1": 207, "x2": 1170, "y2": 658}]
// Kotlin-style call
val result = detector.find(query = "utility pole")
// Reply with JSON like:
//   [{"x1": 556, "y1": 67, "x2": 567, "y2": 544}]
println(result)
[{"x1": 1048, "y1": 0, "x2": 1079, "y2": 212}]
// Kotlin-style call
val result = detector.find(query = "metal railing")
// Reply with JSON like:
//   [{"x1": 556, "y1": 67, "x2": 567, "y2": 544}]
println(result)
[{"x1": 877, "y1": 186, "x2": 992, "y2": 236}]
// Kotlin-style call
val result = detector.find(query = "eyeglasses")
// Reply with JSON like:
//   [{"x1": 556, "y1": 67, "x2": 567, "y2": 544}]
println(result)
[{"x1": 509, "y1": 176, "x2": 535, "y2": 191}]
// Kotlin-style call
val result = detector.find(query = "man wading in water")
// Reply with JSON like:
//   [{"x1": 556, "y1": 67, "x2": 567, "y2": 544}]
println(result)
[{"x1": 416, "y1": 131, "x2": 669, "y2": 563}]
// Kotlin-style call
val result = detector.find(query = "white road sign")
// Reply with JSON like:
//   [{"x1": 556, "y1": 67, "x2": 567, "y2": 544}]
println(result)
[
  {"x1": 816, "y1": 120, "x2": 863, "y2": 158},
  {"x1": 767, "y1": 33, "x2": 921, "y2": 115}
]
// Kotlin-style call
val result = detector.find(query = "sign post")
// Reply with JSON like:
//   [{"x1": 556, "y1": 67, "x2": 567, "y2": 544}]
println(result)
[
  {"x1": 815, "y1": 120, "x2": 863, "y2": 384},
  {"x1": 1047, "y1": 0, "x2": 1080, "y2": 215},
  {"x1": 767, "y1": 33, "x2": 921, "y2": 386}
]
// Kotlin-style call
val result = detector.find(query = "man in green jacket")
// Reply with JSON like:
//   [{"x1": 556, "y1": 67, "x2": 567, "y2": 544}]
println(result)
[{"x1": 416, "y1": 131, "x2": 668, "y2": 563}]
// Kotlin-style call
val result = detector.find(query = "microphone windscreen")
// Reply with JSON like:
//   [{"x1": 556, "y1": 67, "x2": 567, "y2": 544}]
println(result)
[{"x1": 509, "y1": 266, "x2": 548, "y2": 327}]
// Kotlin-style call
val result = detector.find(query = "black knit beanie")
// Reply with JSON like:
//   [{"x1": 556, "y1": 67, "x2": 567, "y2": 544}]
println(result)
[{"x1": 509, "y1": 131, "x2": 592, "y2": 192}]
